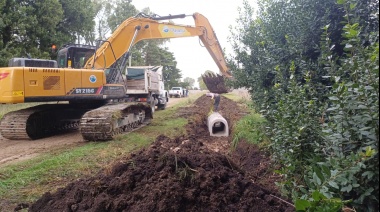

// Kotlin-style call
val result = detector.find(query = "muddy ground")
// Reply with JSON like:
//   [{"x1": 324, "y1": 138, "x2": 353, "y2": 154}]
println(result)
[
  {"x1": 0, "y1": 94, "x2": 187, "y2": 167},
  {"x1": 20, "y1": 94, "x2": 294, "y2": 212}
]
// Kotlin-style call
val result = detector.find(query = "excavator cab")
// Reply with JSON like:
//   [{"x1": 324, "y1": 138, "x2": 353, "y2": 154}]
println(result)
[{"x1": 57, "y1": 44, "x2": 95, "y2": 69}]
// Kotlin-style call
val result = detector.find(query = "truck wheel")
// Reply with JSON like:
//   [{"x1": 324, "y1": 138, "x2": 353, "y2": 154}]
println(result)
[
  {"x1": 157, "y1": 96, "x2": 168, "y2": 110},
  {"x1": 157, "y1": 103, "x2": 166, "y2": 110},
  {"x1": 150, "y1": 99, "x2": 155, "y2": 114}
]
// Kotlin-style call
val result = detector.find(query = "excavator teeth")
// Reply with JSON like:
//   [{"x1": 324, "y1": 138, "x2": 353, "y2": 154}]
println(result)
[{"x1": 202, "y1": 73, "x2": 229, "y2": 94}]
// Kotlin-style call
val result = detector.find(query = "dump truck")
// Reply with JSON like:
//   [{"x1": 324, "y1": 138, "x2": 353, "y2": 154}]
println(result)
[
  {"x1": 0, "y1": 12, "x2": 231, "y2": 141},
  {"x1": 125, "y1": 66, "x2": 168, "y2": 110}
]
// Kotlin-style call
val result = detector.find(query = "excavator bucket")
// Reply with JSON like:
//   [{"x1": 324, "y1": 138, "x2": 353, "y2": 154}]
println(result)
[{"x1": 202, "y1": 72, "x2": 229, "y2": 94}]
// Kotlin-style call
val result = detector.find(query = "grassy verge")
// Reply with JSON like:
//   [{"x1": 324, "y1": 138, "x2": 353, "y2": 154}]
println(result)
[
  {"x1": 0, "y1": 139, "x2": 148, "y2": 202},
  {"x1": 232, "y1": 112, "x2": 270, "y2": 148},
  {"x1": 0, "y1": 103, "x2": 41, "y2": 119},
  {"x1": 0, "y1": 91, "x2": 205, "y2": 208},
  {"x1": 223, "y1": 90, "x2": 270, "y2": 149}
]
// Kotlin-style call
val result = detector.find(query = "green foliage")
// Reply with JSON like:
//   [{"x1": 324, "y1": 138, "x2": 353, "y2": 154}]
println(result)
[
  {"x1": 0, "y1": 0, "x2": 97, "y2": 66},
  {"x1": 316, "y1": 4, "x2": 379, "y2": 208},
  {"x1": 231, "y1": 0, "x2": 379, "y2": 210},
  {"x1": 157, "y1": 48, "x2": 183, "y2": 90},
  {"x1": 105, "y1": 0, "x2": 137, "y2": 32},
  {"x1": 295, "y1": 191, "x2": 348, "y2": 212},
  {"x1": 0, "y1": 0, "x2": 184, "y2": 89},
  {"x1": 294, "y1": 147, "x2": 377, "y2": 211},
  {"x1": 232, "y1": 112, "x2": 268, "y2": 148},
  {"x1": 183, "y1": 77, "x2": 195, "y2": 89}
]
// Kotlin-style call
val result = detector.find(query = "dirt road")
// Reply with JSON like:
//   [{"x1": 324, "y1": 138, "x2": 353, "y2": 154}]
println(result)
[{"x1": 0, "y1": 92, "x2": 201, "y2": 167}]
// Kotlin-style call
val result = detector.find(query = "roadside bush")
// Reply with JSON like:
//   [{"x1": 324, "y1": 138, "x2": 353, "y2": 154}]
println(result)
[{"x1": 229, "y1": 0, "x2": 379, "y2": 210}]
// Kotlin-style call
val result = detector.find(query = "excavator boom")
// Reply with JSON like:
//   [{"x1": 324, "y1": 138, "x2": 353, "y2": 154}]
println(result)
[
  {"x1": 0, "y1": 12, "x2": 230, "y2": 141},
  {"x1": 84, "y1": 13, "x2": 230, "y2": 93}
]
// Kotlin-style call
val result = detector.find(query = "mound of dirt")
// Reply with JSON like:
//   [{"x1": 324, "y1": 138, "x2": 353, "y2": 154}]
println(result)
[{"x1": 26, "y1": 95, "x2": 294, "y2": 212}]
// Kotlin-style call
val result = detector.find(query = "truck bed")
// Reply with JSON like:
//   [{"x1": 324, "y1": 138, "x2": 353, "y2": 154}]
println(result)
[{"x1": 126, "y1": 66, "x2": 160, "y2": 94}]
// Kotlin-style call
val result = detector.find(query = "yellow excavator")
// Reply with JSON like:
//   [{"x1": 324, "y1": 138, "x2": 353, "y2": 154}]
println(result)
[{"x1": 0, "y1": 12, "x2": 231, "y2": 141}]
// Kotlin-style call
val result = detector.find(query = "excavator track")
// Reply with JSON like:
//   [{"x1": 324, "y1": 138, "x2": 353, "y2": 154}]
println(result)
[
  {"x1": 80, "y1": 102, "x2": 152, "y2": 141},
  {"x1": 0, "y1": 104, "x2": 89, "y2": 140}
]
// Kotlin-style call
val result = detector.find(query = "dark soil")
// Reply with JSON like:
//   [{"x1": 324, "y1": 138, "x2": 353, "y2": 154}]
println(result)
[{"x1": 25, "y1": 95, "x2": 294, "y2": 212}]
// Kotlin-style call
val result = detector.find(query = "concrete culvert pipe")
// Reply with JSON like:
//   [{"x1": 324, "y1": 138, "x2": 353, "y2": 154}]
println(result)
[{"x1": 207, "y1": 112, "x2": 229, "y2": 137}]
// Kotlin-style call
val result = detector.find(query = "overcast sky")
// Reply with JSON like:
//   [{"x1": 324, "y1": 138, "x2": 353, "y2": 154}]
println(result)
[{"x1": 132, "y1": 0, "x2": 246, "y2": 86}]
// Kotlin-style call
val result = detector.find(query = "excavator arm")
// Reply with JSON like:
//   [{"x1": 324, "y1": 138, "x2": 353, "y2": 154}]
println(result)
[{"x1": 84, "y1": 13, "x2": 230, "y2": 93}]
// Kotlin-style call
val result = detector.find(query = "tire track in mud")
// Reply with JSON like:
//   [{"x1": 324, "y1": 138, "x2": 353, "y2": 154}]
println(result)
[{"x1": 0, "y1": 92, "x2": 199, "y2": 167}]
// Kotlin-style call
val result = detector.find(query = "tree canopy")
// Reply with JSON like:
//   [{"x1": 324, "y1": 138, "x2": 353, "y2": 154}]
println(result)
[{"x1": 0, "y1": 0, "x2": 97, "y2": 65}]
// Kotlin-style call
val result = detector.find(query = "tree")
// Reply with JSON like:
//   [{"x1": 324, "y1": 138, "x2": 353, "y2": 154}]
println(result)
[
  {"x1": 92, "y1": 0, "x2": 109, "y2": 41},
  {"x1": 197, "y1": 70, "x2": 214, "y2": 90},
  {"x1": 58, "y1": 0, "x2": 96, "y2": 45},
  {"x1": 105, "y1": 0, "x2": 137, "y2": 32},
  {"x1": 160, "y1": 49, "x2": 182, "y2": 90},
  {"x1": 0, "y1": 0, "x2": 65, "y2": 62},
  {"x1": 0, "y1": 0, "x2": 97, "y2": 66},
  {"x1": 183, "y1": 77, "x2": 195, "y2": 89}
]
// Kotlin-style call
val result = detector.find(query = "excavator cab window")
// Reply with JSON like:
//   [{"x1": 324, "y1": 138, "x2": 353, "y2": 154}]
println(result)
[
  {"x1": 57, "y1": 45, "x2": 95, "y2": 69},
  {"x1": 57, "y1": 49, "x2": 68, "y2": 68}
]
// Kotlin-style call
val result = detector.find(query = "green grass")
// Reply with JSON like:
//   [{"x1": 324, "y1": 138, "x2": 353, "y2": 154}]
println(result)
[
  {"x1": 0, "y1": 103, "x2": 41, "y2": 119},
  {"x1": 0, "y1": 136, "x2": 150, "y2": 202},
  {"x1": 232, "y1": 112, "x2": 270, "y2": 149},
  {"x1": 0, "y1": 92, "x2": 205, "y2": 208},
  {"x1": 223, "y1": 89, "x2": 251, "y2": 105}
]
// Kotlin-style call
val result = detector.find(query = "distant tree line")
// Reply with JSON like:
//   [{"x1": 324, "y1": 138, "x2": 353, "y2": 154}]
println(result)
[{"x1": 229, "y1": 0, "x2": 378, "y2": 210}]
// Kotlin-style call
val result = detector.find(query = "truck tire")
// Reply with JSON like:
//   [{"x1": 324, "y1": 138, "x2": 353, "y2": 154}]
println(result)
[
  {"x1": 150, "y1": 96, "x2": 156, "y2": 114},
  {"x1": 157, "y1": 96, "x2": 168, "y2": 110},
  {"x1": 157, "y1": 102, "x2": 166, "y2": 110}
]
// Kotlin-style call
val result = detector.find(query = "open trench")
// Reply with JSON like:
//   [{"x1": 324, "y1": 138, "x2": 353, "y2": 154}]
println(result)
[{"x1": 24, "y1": 95, "x2": 294, "y2": 212}]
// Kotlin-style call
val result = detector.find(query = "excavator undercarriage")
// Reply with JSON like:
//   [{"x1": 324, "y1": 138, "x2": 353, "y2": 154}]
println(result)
[
  {"x1": 0, "y1": 102, "x2": 153, "y2": 141},
  {"x1": 0, "y1": 104, "x2": 90, "y2": 140},
  {"x1": 80, "y1": 102, "x2": 152, "y2": 141}
]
